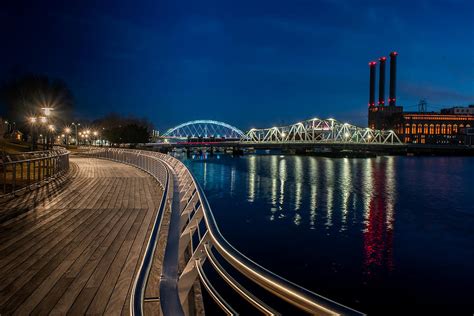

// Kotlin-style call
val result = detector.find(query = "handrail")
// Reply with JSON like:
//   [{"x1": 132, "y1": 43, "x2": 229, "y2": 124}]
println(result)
[
  {"x1": 204, "y1": 244, "x2": 278, "y2": 316},
  {"x1": 84, "y1": 148, "x2": 364, "y2": 316},
  {"x1": 0, "y1": 149, "x2": 69, "y2": 196},
  {"x1": 184, "y1": 159, "x2": 363, "y2": 316}
]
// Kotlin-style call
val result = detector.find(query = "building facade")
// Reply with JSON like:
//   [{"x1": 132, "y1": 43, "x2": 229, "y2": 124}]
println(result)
[
  {"x1": 394, "y1": 110, "x2": 474, "y2": 144},
  {"x1": 366, "y1": 52, "x2": 474, "y2": 145}
]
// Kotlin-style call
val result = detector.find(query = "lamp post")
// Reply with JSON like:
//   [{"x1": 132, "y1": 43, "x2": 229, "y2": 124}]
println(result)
[
  {"x1": 29, "y1": 117, "x2": 37, "y2": 150},
  {"x1": 93, "y1": 131, "x2": 98, "y2": 146},
  {"x1": 48, "y1": 125, "x2": 55, "y2": 149},
  {"x1": 71, "y1": 122, "x2": 81, "y2": 146},
  {"x1": 38, "y1": 116, "x2": 47, "y2": 149},
  {"x1": 41, "y1": 107, "x2": 54, "y2": 149},
  {"x1": 64, "y1": 127, "x2": 71, "y2": 148}
]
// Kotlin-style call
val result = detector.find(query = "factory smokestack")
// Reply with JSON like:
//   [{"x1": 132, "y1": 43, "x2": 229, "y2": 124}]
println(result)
[
  {"x1": 369, "y1": 61, "x2": 376, "y2": 107},
  {"x1": 378, "y1": 57, "x2": 386, "y2": 106},
  {"x1": 389, "y1": 51, "x2": 398, "y2": 106}
]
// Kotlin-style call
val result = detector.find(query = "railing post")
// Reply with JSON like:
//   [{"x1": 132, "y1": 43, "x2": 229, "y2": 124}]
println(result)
[{"x1": 12, "y1": 162, "x2": 17, "y2": 193}]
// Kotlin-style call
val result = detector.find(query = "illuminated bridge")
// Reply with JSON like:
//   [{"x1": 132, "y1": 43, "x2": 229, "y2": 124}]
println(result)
[
  {"x1": 152, "y1": 117, "x2": 403, "y2": 154},
  {"x1": 162, "y1": 120, "x2": 244, "y2": 141},
  {"x1": 241, "y1": 117, "x2": 402, "y2": 145}
]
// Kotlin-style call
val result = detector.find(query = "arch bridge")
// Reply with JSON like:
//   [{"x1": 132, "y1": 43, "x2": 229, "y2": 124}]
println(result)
[{"x1": 163, "y1": 120, "x2": 244, "y2": 140}]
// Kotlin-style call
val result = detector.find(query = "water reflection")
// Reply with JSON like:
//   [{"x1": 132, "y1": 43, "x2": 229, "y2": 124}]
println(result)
[
  {"x1": 186, "y1": 154, "x2": 397, "y2": 272},
  {"x1": 244, "y1": 155, "x2": 396, "y2": 271},
  {"x1": 340, "y1": 159, "x2": 351, "y2": 231},
  {"x1": 363, "y1": 157, "x2": 396, "y2": 273},
  {"x1": 309, "y1": 158, "x2": 318, "y2": 229},
  {"x1": 183, "y1": 154, "x2": 473, "y2": 313},
  {"x1": 278, "y1": 158, "x2": 286, "y2": 207},
  {"x1": 248, "y1": 155, "x2": 256, "y2": 202},
  {"x1": 325, "y1": 159, "x2": 334, "y2": 228}
]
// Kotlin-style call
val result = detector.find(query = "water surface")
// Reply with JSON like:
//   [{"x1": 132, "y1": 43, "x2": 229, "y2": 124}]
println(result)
[{"x1": 181, "y1": 154, "x2": 474, "y2": 314}]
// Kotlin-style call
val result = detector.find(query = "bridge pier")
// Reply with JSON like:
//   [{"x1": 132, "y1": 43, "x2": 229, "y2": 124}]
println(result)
[{"x1": 232, "y1": 147, "x2": 243, "y2": 156}]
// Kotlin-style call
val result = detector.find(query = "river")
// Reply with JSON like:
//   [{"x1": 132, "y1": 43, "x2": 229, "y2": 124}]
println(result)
[{"x1": 179, "y1": 153, "x2": 474, "y2": 314}]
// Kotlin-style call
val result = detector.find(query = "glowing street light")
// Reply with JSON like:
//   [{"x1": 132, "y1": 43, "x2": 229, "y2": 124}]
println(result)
[{"x1": 42, "y1": 107, "x2": 54, "y2": 117}]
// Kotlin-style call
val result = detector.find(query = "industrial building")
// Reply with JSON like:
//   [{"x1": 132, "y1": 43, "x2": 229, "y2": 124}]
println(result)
[{"x1": 367, "y1": 52, "x2": 474, "y2": 145}]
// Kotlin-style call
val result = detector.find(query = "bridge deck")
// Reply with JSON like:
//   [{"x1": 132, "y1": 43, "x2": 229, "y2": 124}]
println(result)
[{"x1": 0, "y1": 156, "x2": 163, "y2": 315}]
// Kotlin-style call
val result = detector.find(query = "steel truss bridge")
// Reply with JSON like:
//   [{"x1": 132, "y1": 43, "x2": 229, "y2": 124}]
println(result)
[
  {"x1": 158, "y1": 118, "x2": 402, "y2": 149},
  {"x1": 163, "y1": 120, "x2": 244, "y2": 140},
  {"x1": 241, "y1": 118, "x2": 402, "y2": 145}
]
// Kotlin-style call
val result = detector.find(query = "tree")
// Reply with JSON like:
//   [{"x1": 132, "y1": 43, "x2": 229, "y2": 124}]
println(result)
[
  {"x1": 0, "y1": 74, "x2": 74, "y2": 132},
  {"x1": 94, "y1": 113, "x2": 153, "y2": 146}
]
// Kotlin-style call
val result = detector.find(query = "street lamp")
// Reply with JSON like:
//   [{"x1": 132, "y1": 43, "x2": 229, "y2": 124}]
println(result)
[
  {"x1": 93, "y1": 131, "x2": 98, "y2": 146},
  {"x1": 41, "y1": 107, "x2": 54, "y2": 117},
  {"x1": 48, "y1": 125, "x2": 55, "y2": 149},
  {"x1": 64, "y1": 127, "x2": 71, "y2": 148},
  {"x1": 71, "y1": 123, "x2": 81, "y2": 146},
  {"x1": 28, "y1": 117, "x2": 38, "y2": 150}
]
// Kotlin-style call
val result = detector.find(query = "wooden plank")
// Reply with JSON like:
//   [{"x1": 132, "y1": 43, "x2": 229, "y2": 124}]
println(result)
[
  {"x1": 66, "y1": 208, "x2": 139, "y2": 315},
  {"x1": 87, "y1": 209, "x2": 147, "y2": 314},
  {"x1": 0, "y1": 156, "x2": 165, "y2": 315},
  {"x1": 106, "y1": 183, "x2": 162, "y2": 315}
]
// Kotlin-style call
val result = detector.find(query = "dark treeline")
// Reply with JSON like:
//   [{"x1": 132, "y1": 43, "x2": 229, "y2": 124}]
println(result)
[
  {"x1": 0, "y1": 73, "x2": 74, "y2": 131},
  {"x1": 0, "y1": 73, "x2": 154, "y2": 146},
  {"x1": 92, "y1": 113, "x2": 153, "y2": 146}
]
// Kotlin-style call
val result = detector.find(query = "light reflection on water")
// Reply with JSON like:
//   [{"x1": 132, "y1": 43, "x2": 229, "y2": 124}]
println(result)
[
  {"x1": 185, "y1": 153, "x2": 398, "y2": 271},
  {"x1": 180, "y1": 153, "x2": 474, "y2": 314}
]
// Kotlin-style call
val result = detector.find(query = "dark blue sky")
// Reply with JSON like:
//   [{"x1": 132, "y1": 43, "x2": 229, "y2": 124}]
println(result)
[{"x1": 1, "y1": 0, "x2": 473, "y2": 130}]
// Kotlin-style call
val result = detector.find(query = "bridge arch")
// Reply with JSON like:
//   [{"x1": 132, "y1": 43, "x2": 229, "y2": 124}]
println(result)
[{"x1": 163, "y1": 120, "x2": 244, "y2": 139}]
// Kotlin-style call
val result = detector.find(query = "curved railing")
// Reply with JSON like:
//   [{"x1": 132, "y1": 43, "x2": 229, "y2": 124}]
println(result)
[
  {"x1": 85, "y1": 148, "x2": 364, "y2": 316},
  {"x1": 0, "y1": 148, "x2": 69, "y2": 196}
]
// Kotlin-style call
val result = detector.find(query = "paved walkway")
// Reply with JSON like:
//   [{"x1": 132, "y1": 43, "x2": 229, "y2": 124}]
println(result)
[{"x1": 0, "y1": 156, "x2": 163, "y2": 315}]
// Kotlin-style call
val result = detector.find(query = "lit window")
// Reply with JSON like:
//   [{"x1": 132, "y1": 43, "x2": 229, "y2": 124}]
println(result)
[
  {"x1": 435, "y1": 124, "x2": 440, "y2": 134},
  {"x1": 441, "y1": 124, "x2": 446, "y2": 134},
  {"x1": 447, "y1": 124, "x2": 452, "y2": 134},
  {"x1": 423, "y1": 124, "x2": 429, "y2": 134},
  {"x1": 429, "y1": 124, "x2": 434, "y2": 134}
]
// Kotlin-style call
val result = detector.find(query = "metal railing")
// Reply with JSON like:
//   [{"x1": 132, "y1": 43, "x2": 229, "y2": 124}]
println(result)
[
  {"x1": 84, "y1": 148, "x2": 364, "y2": 316},
  {"x1": 0, "y1": 149, "x2": 70, "y2": 195}
]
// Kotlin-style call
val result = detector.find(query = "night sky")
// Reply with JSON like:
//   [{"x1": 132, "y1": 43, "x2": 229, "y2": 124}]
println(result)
[{"x1": 1, "y1": 0, "x2": 473, "y2": 131}]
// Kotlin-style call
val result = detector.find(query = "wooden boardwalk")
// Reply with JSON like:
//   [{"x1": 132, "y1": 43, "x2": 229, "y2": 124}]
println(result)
[{"x1": 0, "y1": 156, "x2": 164, "y2": 315}]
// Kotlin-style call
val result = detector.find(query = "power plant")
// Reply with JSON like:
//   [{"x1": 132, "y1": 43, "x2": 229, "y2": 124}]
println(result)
[{"x1": 368, "y1": 52, "x2": 474, "y2": 145}]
